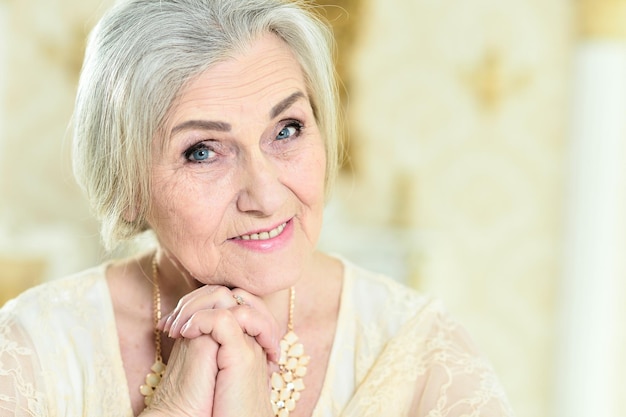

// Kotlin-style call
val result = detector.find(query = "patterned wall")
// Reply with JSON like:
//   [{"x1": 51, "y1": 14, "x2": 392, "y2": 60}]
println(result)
[
  {"x1": 319, "y1": 1, "x2": 573, "y2": 417},
  {"x1": 0, "y1": 0, "x2": 110, "y2": 296}
]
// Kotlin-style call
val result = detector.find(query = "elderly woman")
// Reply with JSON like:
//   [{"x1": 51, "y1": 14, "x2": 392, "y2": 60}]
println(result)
[{"x1": 0, "y1": 0, "x2": 514, "y2": 416}]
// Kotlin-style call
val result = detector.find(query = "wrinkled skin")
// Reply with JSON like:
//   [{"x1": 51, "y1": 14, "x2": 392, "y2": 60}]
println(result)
[{"x1": 137, "y1": 32, "x2": 328, "y2": 417}]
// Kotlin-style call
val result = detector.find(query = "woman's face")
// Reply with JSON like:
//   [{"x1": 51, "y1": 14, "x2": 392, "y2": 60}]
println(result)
[{"x1": 147, "y1": 34, "x2": 327, "y2": 295}]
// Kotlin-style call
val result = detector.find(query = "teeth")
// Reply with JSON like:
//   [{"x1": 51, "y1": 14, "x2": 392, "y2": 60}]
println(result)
[{"x1": 237, "y1": 222, "x2": 286, "y2": 241}]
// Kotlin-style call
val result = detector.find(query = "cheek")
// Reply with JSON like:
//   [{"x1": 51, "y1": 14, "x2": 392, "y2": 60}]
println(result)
[
  {"x1": 148, "y1": 171, "x2": 213, "y2": 230},
  {"x1": 148, "y1": 176, "x2": 176, "y2": 220},
  {"x1": 292, "y1": 145, "x2": 327, "y2": 206},
  {"x1": 297, "y1": 151, "x2": 326, "y2": 245}
]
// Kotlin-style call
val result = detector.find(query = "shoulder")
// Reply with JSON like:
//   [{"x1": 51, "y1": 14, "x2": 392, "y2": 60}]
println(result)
[
  {"x1": 333, "y1": 260, "x2": 516, "y2": 416},
  {"x1": 0, "y1": 265, "x2": 110, "y2": 335},
  {"x1": 340, "y1": 258, "x2": 444, "y2": 333},
  {"x1": 343, "y1": 260, "x2": 426, "y2": 304},
  {"x1": 0, "y1": 264, "x2": 131, "y2": 416}
]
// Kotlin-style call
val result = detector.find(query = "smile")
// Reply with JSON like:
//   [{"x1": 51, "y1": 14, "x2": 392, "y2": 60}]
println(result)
[{"x1": 234, "y1": 222, "x2": 288, "y2": 241}]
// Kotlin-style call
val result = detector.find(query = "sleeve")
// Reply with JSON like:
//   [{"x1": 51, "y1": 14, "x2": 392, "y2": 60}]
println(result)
[
  {"x1": 408, "y1": 308, "x2": 515, "y2": 417},
  {"x1": 0, "y1": 305, "x2": 48, "y2": 417},
  {"x1": 341, "y1": 299, "x2": 515, "y2": 417}
]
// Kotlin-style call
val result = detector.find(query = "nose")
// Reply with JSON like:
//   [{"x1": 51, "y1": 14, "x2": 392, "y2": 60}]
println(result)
[{"x1": 236, "y1": 149, "x2": 286, "y2": 216}]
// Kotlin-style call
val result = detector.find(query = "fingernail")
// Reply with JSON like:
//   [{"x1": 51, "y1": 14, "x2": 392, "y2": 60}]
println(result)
[
  {"x1": 168, "y1": 319, "x2": 178, "y2": 338},
  {"x1": 180, "y1": 322, "x2": 189, "y2": 337},
  {"x1": 163, "y1": 316, "x2": 173, "y2": 332}
]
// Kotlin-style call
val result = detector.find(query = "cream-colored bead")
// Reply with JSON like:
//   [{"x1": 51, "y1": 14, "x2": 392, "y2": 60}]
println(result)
[
  {"x1": 286, "y1": 357, "x2": 298, "y2": 371},
  {"x1": 280, "y1": 389, "x2": 292, "y2": 401},
  {"x1": 293, "y1": 379, "x2": 305, "y2": 391},
  {"x1": 269, "y1": 287, "x2": 308, "y2": 417},
  {"x1": 271, "y1": 373, "x2": 284, "y2": 390},
  {"x1": 284, "y1": 331, "x2": 298, "y2": 345},
  {"x1": 288, "y1": 343, "x2": 304, "y2": 357},
  {"x1": 295, "y1": 366, "x2": 307, "y2": 377},
  {"x1": 151, "y1": 361, "x2": 166, "y2": 374},
  {"x1": 146, "y1": 372, "x2": 161, "y2": 387}
]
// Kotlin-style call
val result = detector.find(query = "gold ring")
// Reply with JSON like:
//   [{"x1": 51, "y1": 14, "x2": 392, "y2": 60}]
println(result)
[{"x1": 233, "y1": 294, "x2": 245, "y2": 306}]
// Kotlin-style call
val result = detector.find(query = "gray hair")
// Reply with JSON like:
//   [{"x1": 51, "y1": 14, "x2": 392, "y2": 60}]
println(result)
[{"x1": 72, "y1": 0, "x2": 341, "y2": 250}]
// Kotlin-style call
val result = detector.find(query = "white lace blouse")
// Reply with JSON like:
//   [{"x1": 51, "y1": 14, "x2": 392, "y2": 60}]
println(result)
[{"x1": 0, "y1": 258, "x2": 515, "y2": 416}]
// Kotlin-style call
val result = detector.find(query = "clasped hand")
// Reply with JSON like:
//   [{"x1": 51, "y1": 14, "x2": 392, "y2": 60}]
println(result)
[{"x1": 144, "y1": 285, "x2": 281, "y2": 417}]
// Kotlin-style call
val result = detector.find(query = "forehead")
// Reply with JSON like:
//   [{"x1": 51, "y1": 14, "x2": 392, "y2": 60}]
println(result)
[{"x1": 168, "y1": 33, "x2": 308, "y2": 122}]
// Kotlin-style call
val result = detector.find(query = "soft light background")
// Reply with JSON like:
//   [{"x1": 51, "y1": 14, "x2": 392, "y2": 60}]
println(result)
[{"x1": 1, "y1": 1, "x2": 625, "y2": 417}]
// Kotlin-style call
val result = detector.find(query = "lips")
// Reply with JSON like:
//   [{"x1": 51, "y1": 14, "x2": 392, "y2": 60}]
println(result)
[{"x1": 233, "y1": 221, "x2": 288, "y2": 241}]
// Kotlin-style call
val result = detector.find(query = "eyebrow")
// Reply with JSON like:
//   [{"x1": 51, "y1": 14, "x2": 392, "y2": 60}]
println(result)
[
  {"x1": 171, "y1": 120, "x2": 231, "y2": 134},
  {"x1": 270, "y1": 91, "x2": 306, "y2": 119},
  {"x1": 170, "y1": 91, "x2": 306, "y2": 135}
]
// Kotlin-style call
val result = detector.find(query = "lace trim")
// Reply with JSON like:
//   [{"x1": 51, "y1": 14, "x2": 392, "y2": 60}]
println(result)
[
  {"x1": 317, "y1": 260, "x2": 515, "y2": 417},
  {"x1": 0, "y1": 303, "x2": 46, "y2": 416},
  {"x1": 0, "y1": 270, "x2": 131, "y2": 416},
  {"x1": 0, "y1": 261, "x2": 514, "y2": 417}
]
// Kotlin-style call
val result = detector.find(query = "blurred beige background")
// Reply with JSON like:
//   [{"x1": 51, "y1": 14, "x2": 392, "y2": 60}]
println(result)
[{"x1": 1, "y1": 1, "x2": 625, "y2": 417}]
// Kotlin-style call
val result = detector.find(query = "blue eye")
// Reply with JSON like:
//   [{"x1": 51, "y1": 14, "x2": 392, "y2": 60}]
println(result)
[
  {"x1": 276, "y1": 121, "x2": 302, "y2": 141},
  {"x1": 277, "y1": 126, "x2": 296, "y2": 140},
  {"x1": 184, "y1": 145, "x2": 215, "y2": 162}
]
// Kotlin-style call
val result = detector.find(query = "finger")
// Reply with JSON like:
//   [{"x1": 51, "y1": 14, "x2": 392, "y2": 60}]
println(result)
[
  {"x1": 150, "y1": 336, "x2": 219, "y2": 415},
  {"x1": 230, "y1": 288, "x2": 280, "y2": 335},
  {"x1": 164, "y1": 286, "x2": 237, "y2": 337},
  {"x1": 230, "y1": 289, "x2": 281, "y2": 359},
  {"x1": 179, "y1": 307, "x2": 280, "y2": 363},
  {"x1": 230, "y1": 305, "x2": 281, "y2": 363},
  {"x1": 229, "y1": 290, "x2": 274, "y2": 323},
  {"x1": 229, "y1": 288, "x2": 270, "y2": 310},
  {"x1": 179, "y1": 309, "x2": 246, "y2": 349}
]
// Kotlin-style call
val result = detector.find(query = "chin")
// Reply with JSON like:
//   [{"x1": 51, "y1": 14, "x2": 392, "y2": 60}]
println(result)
[{"x1": 224, "y1": 253, "x2": 310, "y2": 296}]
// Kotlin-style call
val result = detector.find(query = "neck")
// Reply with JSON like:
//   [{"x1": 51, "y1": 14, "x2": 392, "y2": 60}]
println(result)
[
  {"x1": 151, "y1": 249, "x2": 296, "y2": 327},
  {"x1": 150, "y1": 249, "x2": 330, "y2": 330},
  {"x1": 151, "y1": 250, "x2": 202, "y2": 313}
]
